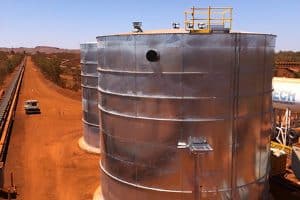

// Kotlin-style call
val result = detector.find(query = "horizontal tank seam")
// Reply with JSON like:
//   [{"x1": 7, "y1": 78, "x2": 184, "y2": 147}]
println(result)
[
  {"x1": 81, "y1": 73, "x2": 98, "y2": 77},
  {"x1": 81, "y1": 84, "x2": 98, "y2": 89},
  {"x1": 100, "y1": 161, "x2": 193, "y2": 194},
  {"x1": 80, "y1": 61, "x2": 98, "y2": 65},
  {"x1": 98, "y1": 87, "x2": 273, "y2": 99},
  {"x1": 99, "y1": 104, "x2": 225, "y2": 122},
  {"x1": 99, "y1": 104, "x2": 272, "y2": 121},
  {"x1": 82, "y1": 119, "x2": 99, "y2": 127},
  {"x1": 101, "y1": 131, "x2": 234, "y2": 148},
  {"x1": 98, "y1": 87, "x2": 218, "y2": 100},
  {"x1": 98, "y1": 67, "x2": 225, "y2": 75},
  {"x1": 100, "y1": 159, "x2": 268, "y2": 193}
]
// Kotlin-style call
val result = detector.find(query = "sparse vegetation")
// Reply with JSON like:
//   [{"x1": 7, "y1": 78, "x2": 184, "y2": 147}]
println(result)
[
  {"x1": 32, "y1": 52, "x2": 63, "y2": 86},
  {"x1": 0, "y1": 51, "x2": 25, "y2": 85},
  {"x1": 274, "y1": 51, "x2": 300, "y2": 78},
  {"x1": 32, "y1": 52, "x2": 81, "y2": 91},
  {"x1": 275, "y1": 51, "x2": 300, "y2": 62}
]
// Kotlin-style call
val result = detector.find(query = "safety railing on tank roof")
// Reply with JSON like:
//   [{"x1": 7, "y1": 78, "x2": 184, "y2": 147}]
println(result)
[{"x1": 184, "y1": 7, "x2": 233, "y2": 33}]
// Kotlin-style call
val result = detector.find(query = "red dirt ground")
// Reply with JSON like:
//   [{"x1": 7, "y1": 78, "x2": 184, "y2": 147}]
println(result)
[{"x1": 3, "y1": 57, "x2": 100, "y2": 200}]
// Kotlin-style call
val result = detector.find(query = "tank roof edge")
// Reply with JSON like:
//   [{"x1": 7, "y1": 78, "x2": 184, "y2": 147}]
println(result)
[{"x1": 96, "y1": 30, "x2": 276, "y2": 38}]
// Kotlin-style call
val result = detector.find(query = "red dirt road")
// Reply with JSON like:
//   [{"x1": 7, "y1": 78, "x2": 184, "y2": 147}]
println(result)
[{"x1": 4, "y1": 57, "x2": 99, "y2": 200}]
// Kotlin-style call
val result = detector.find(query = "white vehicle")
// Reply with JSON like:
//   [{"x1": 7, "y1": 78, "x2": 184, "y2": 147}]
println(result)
[{"x1": 24, "y1": 100, "x2": 41, "y2": 114}]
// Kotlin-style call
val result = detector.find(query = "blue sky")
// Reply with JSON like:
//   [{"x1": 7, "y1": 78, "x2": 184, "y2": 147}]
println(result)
[{"x1": 0, "y1": 0, "x2": 299, "y2": 51}]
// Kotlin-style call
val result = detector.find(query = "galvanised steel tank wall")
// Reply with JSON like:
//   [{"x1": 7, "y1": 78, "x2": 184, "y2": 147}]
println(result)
[
  {"x1": 80, "y1": 43, "x2": 100, "y2": 150},
  {"x1": 97, "y1": 32, "x2": 276, "y2": 200}
]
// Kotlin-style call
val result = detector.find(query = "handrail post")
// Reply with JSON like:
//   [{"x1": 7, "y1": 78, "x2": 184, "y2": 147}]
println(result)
[
  {"x1": 208, "y1": 6, "x2": 211, "y2": 32},
  {"x1": 230, "y1": 8, "x2": 233, "y2": 30},
  {"x1": 192, "y1": 6, "x2": 195, "y2": 29}
]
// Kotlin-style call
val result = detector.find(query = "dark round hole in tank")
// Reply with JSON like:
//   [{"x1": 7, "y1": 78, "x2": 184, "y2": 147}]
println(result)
[{"x1": 146, "y1": 50, "x2": 160, "y2": 62}]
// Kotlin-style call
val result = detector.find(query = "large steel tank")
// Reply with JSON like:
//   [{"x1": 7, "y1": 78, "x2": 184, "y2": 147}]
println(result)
[
  {"x1": 80, "y1": 42, "x2": 100, "y2": 153},
  {"x1": 97, "y1": 32, "x2": 276, "y2": 199}
]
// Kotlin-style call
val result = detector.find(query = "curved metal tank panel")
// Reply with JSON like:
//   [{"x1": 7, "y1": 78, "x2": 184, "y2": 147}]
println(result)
[
  {"x1": 97, "y1": 33, "x2": 276, "y2": 200},
  {"x1": 80, "y1": 43, "x2": 100, "y2": 149}
]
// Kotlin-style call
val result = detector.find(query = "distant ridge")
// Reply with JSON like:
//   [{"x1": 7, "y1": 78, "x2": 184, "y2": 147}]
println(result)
[{"x1": 0, "y1": 46, "x2": 79, "y2": 54}]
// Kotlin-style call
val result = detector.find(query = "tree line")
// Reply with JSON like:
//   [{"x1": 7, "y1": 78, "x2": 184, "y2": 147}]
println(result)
[
  {"x1": 31, "y1": 52, "x2": 81, "y2": 91},
  {"x1": 0, "y1": 51, "x2": 25, "y2": 85},
  {"x1": 275, "y1": 51, "x2": 300, "y2": 62},
  {"x1": 31, "y1": 52, "x2": 64, "y2": 87},
  {"x1": 275, "y1": 51, "x2": 300, "y2": 77}
]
